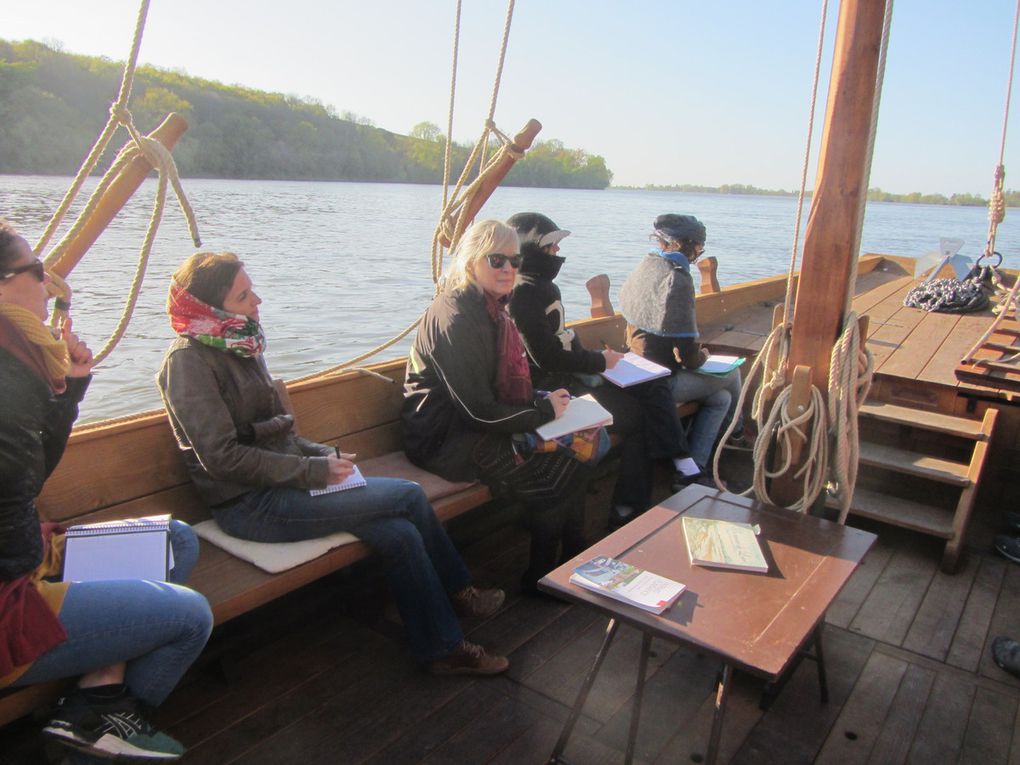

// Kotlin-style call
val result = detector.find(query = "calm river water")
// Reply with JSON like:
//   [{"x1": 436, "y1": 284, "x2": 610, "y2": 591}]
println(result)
[{"x1": 2, "y1": 176, "x2": 1018, "y2": 423}]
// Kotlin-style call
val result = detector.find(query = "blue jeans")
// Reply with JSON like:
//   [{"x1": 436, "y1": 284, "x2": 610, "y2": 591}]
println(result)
[
  {"x1": 213, "y1": 477, "x2": 469, "y2": 662},
  {"x1": 14, "y1": 521, "x2": 213, "y2": 706},
  {"x1": 669, "y1": 368, "x2": 744, "y2": 469}
]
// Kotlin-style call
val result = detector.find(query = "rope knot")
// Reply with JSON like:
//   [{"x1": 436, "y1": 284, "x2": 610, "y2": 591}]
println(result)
[{"x1": 109, "y1": 104, "x2": 133, "y2": 125}]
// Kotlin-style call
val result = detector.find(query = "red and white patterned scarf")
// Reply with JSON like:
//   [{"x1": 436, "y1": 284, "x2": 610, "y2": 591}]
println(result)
[{"x1": 167, "y1": 282, "x2": 266, "y2": 357}]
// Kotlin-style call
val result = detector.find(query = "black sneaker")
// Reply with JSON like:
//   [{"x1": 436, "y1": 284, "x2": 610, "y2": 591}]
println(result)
[
  {"x1": 42, "y1": 690, "x2": 184, "y2": 761},
  {"x1": 994, "y1": 534, "x2": 1020, "y2": 564},
  {"x1": 992, "y1": 636, "x2": 1020, "y2": 679}
]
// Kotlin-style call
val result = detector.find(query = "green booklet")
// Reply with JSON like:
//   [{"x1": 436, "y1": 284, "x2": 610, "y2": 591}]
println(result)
[
  {"x1": 695, "y1": 354, "x2": 745, "y2": 376},
  {"x1": 682, "y1": 515, "x2": 768, "y2": 573}
]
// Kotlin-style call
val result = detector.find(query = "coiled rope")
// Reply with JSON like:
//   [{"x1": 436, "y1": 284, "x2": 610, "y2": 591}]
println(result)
[
  {"x1": 713, "y1": 0, "x2": 885, "y2": 518},
  {"x1": 36, "y1": 0, "x2": 201, "y2": 364}
]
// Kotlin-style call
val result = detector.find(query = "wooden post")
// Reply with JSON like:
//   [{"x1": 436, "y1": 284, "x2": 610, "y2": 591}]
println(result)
[
  {"x1": 48, "y1": 113, "x2": 189, "y2": 278},
  {"x1": 697, "y1": 256, "x2": 720, "y2": 294},
  {"x1": 773, "y1": 0, "x2": 885, "y2": 505},
  {"x1": 787, "y1": 0, "x2": 885, "y2": 388},
  {"x1": 438, "y1": 119, "x2": 542, "y2": 248},
  {"x1": 586, "y1": 274, "x2": 614, "y2": 318}
]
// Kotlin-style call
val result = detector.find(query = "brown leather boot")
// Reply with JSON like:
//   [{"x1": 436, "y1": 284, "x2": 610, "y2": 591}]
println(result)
[{"x1": 429, "y1": 641, "x2": 509, "y2": 676}]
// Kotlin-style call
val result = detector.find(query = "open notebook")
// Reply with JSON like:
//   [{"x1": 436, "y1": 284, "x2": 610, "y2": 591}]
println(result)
[
  {"x1": 600, "y1": 352, "x2": 671, "y2": 388},
  {"x1": 310, "y1": 465, "x2": 368, "y2": 496},
  {"x1": 63, "y1": 515, "x2": 172, "y2": 582}
]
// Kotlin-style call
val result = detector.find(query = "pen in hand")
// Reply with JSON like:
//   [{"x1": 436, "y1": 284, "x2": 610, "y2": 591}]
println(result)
[{"x1": 334, "y1": 446, "x2": 357, "y2": 460}]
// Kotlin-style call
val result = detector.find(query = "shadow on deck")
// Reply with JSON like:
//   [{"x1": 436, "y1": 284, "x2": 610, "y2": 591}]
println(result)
[{"x1": 4, "y1": 447, "x2": 1020, "y2": 764}]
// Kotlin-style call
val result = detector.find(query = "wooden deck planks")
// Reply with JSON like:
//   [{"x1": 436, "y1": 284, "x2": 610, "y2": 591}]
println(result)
[
  {"x1": 878, "y1": 309, "x2": 963, "y2": 382},
  {"x1": 960, "y1": 686, "x2": 1017, "y2": 764},
  {"x1": 866, "y1": 662, "x2": 936, "y2": 765},
  {"x1": 848, "y1": 536, "x2": 941, "y2": 646},
  {"x1": 981, "y1": 563, "x2": 1020, "y2": 687},
  {"x1": 732, "y1": 626, "x2": 876, "y2": 765},
  {"x1": 902, "y1": 553, "x2": 979, "y2": 661},
  {"x1": 947, "y1": 554, "x2": 1008, "y2": 672},
  {"x1": 827, "y1": 533, "x2": 897, "y2": 629},
  {"x1": 815, "y1": 651, "x2": 909, "y2": 764},
  {"x1": 905, "y1": 671, "x2": 976, "y2": 764}
]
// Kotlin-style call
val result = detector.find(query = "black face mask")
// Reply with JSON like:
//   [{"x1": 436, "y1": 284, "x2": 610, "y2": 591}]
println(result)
[{"x1": 520, "y1": 250, "x2": 566, "y2": 280}]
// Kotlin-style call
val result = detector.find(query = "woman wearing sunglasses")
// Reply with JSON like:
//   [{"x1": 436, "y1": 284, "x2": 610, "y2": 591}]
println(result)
[
  {"x1": 157, "y1": 251, "x2": 507, "y2": 677},
  {"x1": 403, "y1": 219, "x2": 591, "y2": 594},
  {"x1": 0, "y1": 221, "x2": 213, "y2": 762}
]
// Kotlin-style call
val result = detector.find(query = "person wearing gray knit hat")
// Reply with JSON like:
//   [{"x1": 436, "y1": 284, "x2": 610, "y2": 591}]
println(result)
[{"x1": 620, "y1": 214, "x2": 744, "y2": 482}]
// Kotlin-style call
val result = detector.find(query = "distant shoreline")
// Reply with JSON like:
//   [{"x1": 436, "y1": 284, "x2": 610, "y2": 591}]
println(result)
[{"x1": 611, "y1": 184, "x2": 1016, "y2": 208}]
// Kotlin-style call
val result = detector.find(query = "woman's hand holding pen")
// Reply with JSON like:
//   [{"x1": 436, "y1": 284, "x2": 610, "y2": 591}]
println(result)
[
  {"x1": 326, "y1": 446, "x2": 357, "y2": 484},
  {"x1": 547, "y1": 388, "x2": 571, "y2": 418},
  {"x1": 601, "y1": 347, "x2": 624, "y2": 369}
]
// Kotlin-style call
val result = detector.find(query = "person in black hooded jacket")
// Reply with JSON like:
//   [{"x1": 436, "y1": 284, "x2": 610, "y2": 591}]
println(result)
[{"x1": 506, "y1": 212, "x2": 695, "y2": 528}]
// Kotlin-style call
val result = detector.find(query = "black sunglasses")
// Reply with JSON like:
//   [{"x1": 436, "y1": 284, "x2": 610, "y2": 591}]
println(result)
[
  {"x1": 1, "y1": 258, "x2": 45, "y2": 282},
  {"x1": 485, "y1": 253, "x2": 523, "y2": 270}
]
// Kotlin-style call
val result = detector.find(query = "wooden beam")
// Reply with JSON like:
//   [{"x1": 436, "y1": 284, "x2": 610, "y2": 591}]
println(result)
[
  {"x1": 438, "y1": 119, "x2": 542, "y2": 248},
  {"x1": 788, "y1": 0, "x2": 886, "y2": 392}
]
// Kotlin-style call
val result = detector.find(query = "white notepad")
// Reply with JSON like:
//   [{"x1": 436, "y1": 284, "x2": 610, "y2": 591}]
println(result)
[
  {"x1": 63, "y1": 515, "x2": 171, "y2": 582},
  {"x1": 309, "y1": 465, "x2": 368, "y2": 496},
  {"x1": 600, "y1": 352, "x2": 671, "y2": 387},
  {"x1": 535, "y1": 394, "x2": 613, "y2": 440}
]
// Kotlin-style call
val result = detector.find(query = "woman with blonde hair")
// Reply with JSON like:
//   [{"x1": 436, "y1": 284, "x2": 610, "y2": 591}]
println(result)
[
  {"x1": 403, "y1": 220, "x2": 592, "y2": 594},
  {"x1": 157, "y1": 251, "x2": 507, "y2": 676}
]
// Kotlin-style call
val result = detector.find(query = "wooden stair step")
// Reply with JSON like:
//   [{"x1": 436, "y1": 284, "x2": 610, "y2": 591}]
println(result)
[
  {"x1": 857, "y1": 442, "x2": 970, "y2": 486},
  {"x1": 858, "y1": 400, "x2": 985, "y2": 440},
  {"x1": 827, "y1": 488, "x2": 954, "y2": 538}
]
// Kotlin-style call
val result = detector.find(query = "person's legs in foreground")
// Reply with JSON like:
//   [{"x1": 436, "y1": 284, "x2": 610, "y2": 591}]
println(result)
[
  {"x1": 669, "y1": 368, "x2": 743, "y2": 472},
  {"x1": 586, "y1": 382, "x2": 655, "y2": 527},
  {"x1": 15, "y1": 524, "x2": 213, "y2": 762},
  {"x1": 214, "y1": 477, "x2": 506, "y2": 674}
]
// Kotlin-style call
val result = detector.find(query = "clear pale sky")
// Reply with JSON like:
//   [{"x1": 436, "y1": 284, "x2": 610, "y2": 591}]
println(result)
[{"x1": 3, "y1": 0, "x2": 1019, "y2": 195}]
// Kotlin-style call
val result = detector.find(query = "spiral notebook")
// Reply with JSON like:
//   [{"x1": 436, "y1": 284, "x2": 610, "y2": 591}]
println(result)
[
  {"x1": 309, "y1": 465, "x2": 367, "y2": 496},
  {"x1": 63, "y1": 514, "x2": 172, "y2": 582}
]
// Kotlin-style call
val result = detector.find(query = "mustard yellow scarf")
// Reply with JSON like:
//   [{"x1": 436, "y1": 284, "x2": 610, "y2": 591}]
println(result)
[{"x1": 0, "y1": 304, "x2": 70, "y2": 384}]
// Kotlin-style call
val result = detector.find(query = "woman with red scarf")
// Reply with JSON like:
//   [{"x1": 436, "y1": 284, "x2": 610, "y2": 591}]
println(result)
[
  {"x1": 0, "y1": 221, "x2": 212, "y2": 762},
  {"x1": 402, "y1": 220, "x2": 592, "y2": 594},
  {"x1": 157, "y1": 252, "x2": 507, "y2": 676}
]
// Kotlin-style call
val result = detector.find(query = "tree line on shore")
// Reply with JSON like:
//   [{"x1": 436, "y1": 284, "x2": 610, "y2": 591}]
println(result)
[
  {"x1": 0, "y1": 40, "x2": 613, "y2": 189},
  {"x1": 636, "y1": 182, "x2": 1019, "y2": 207}
]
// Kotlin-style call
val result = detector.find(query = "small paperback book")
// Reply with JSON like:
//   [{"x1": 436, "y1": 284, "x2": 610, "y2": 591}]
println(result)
[
  {"x1": 63, "y1": 514, "x2": 172, "y2": 583},
  {"x1": 570, "y1": 555, "x2": 686, "y2": 614},
  {"x1": 600, "y1": 352, "x2": 671, "y2": 388},
  {"x1": 310, "y1": 465, "x2": 368, "y2": 496},
  {"x1": 696, "y1": 354, "x2": 746, "y2": 376},
  {"x1": 682, "y1": 515, "x2": 768, "y2": 573},
  {"x1": 535, "y1": 394, "x2": 613, "y2": 441}
]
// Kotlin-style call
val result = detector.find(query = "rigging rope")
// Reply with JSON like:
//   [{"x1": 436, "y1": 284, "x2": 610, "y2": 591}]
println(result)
[
  {"x1": 294, "y1": 0, "x2": 520, "y2": 384},
  {"x1": 35, "y1": 0, "x2": 201, "y2": 363},
  {"x1": 961, "y1": 0, "x2": 1020, "y2": 366}
]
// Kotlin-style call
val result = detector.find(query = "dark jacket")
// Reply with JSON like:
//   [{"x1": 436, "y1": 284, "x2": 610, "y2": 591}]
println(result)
[
  {"x1": 508, "y1": 249, "x2": 606, "y2": 391},
  {"x1": 0, "y1": 348, "x2": 89, "y2": 581},
  {"x1": 157, "y1": 337, "x2": 332, "y2": 507},
  {"x1": 402, "y1": 285, "x2": 556, "y2": 481}
]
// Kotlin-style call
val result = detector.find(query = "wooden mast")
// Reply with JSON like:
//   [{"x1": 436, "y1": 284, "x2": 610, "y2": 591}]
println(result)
[{"x1": 773, "y1": 0, "x2": 886, "y2": 505}]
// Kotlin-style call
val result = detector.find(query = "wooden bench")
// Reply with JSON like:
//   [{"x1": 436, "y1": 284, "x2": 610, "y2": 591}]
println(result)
[
  {"x1": 0, "y1": 357, "x2": 491, "y2": 727},
  {"x1": 0, "y1": 282, "x2": 715, "y2": 727}
]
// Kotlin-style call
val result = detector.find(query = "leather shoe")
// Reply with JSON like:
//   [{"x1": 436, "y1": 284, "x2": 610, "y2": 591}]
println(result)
[
  {"x1": 451, "y1": 586, "x2": 505, "y2": 618},
  {"x1": 429, "y1": 640, "x2": 509, "y2": 676}
]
